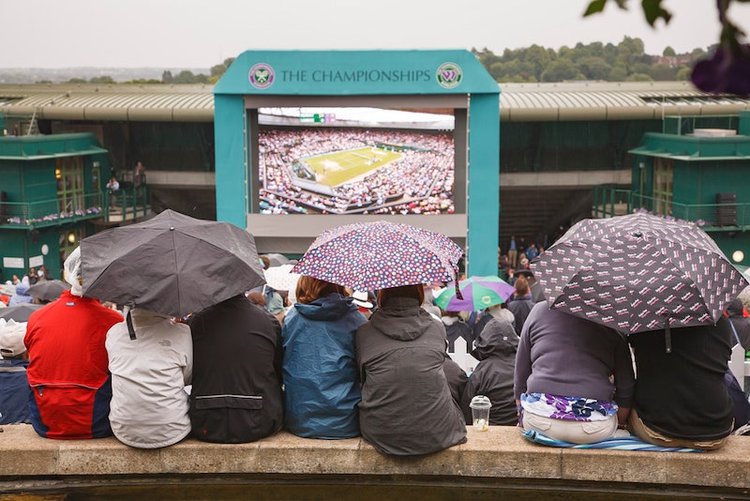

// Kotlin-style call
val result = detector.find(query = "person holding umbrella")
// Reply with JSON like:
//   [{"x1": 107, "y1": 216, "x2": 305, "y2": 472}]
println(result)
[
  {"x1": 628, "y1": 320, "x2": 735, "y2": 449},
  {"x1": 281, "y1": 276, "x2": 366, "y2": 439},
  {"x1": 79, "y1": 209, "x2": 272, "y2": 445},
  {"x1": 24, "y1": 247, "x2": 123, "y2": 439},
  {"x1": 293, "y1": 221, "x2": 467, "y2": 455},
  {"x1": 106, "y1": 307, "x2": 193, "y2": 449},
  {"x1": 514, "y1": 302, "x2": 635, "y2": 444},
  {"x1": 356, "y1": 284, "x2": 467, "y2": 456}
]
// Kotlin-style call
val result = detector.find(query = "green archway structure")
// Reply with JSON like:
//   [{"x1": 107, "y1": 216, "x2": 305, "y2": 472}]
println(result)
[{"x1": 214, "y1": 50, "x2": 500, "y2": 275}]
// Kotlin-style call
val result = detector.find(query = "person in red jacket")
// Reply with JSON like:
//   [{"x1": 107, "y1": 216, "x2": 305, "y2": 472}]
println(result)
[{"x1": 24, "y1": 247, "x2": 122, "y2": 439}]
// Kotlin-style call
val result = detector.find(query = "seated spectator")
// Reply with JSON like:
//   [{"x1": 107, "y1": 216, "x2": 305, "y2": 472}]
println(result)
[
  {"x1": 8, "y1": 277, "x2": 33, "y2": 306},
  {"x1": 507, "y1": 276, "x2": 534, "y2": 335},
  {"x1": 0, "y1": 319, "x2": 32, "y2": 424},
  {"x1": 515, "y1": 302, "x2": 634, "y2": 444},
  {"x1": 461, "y1": 317, "x2": 519, "y2": 426},
  {"x1": 282, "y1": 276, "x2": 366, "y2": 439},
  {"x1": 189, "y1": 294, "x2": 283, "y2": 443},
  {"x1": 106, "y1": 308, "x2": 192, "y2": 449},
  {"x1": 629, "y1": 319, "x2": 734, "y2": 450},
  {"x1": 726, "y1": 298, "x2": 750, "y2": 351},
  {"x1": 356, "y1": 284, "x2": 467, "y2": 456},
  {"x1": 443, "y1": 355, "x2": 468, "y2": 410},
  {"x1": 24, "y1": 247, "x2": 123, "y2": 439},
  {"x1": 442, "y1": 311, "x2": 474, "y2": 354}
]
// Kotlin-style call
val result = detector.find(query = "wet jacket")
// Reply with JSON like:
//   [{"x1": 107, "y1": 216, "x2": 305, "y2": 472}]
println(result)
[
  {"x1": 507, "y1": 294, "x2": 534, "y2": 335},
  {"x1": 356, "y1": 296, "x2": 467, "y2": 456},
  {"x1": 461, "y1": 318, "x2": 519, "y2": 425},
  {"x1": 0, "y1": 358, "x2": 31, "y2": 424},
  {"x1": 189, "y1": 295, "x2": 283, "y2": 443},
  {"x1": 107, "y1": 310, "x2": 193, "y2": 449},
  {"x1": 629, "y1": 318, "x2": 733, "y2": 441},
  {"x1": 24, "y1": 291, "x2": 122, "y2": 439},
  {"x1": 282, "y1": 293, "x2": 366, "y2": 438}
]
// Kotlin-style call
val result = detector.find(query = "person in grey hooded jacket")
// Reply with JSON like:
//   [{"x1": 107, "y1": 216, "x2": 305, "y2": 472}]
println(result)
[
  {"x1": 356, "y1": 284, "x2": 467, "y2": 456},
  {"x1": 461, "y1": 317, "x2": 519, "y2": 426}
]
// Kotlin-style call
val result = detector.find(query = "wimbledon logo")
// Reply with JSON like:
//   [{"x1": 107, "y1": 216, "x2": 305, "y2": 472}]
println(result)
[
  {"x1": 249, "y1": 63, "x2": 275, "y2": 89},
  {"x1": 436, "y1": 62, "x2": 463, "y2": 89}
]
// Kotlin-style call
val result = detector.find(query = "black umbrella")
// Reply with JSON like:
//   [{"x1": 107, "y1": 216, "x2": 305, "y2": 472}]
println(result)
[
  {"x1": 27, "y1": 280, "x2": 71, "y2": 302},
  {"x1": 532, "y1": 211, "x2": 749, "y2": 337},
  {"x1": 81, "y1": 209, "x2": 266, "y2": 318},
  {"x1": 0, "y1": 303, "x2": 44, "y2": 322}
]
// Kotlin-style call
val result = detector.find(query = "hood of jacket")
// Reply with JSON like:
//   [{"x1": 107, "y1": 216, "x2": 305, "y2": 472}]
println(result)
[
  {"x1": 294, "y1": 293, "x2": 357, "y2": 321},
  {"x1": 726, "y1": 298, "x2": 746, "y2": 318},
  {"x1": 472, "y1": 318, "x2": 519, "y2": 360},
  {"x1": 369, "y1": 296, "x2": 434, "y2": 341}
]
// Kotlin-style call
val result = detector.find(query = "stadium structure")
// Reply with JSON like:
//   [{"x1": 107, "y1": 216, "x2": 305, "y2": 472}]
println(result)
[{"x1": 2, "y1": 80, "x2": 750, "y2": 273}]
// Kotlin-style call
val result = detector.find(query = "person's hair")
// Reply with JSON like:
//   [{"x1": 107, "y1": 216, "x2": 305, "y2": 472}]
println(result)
[
  {"x1": 246, "y1": 291, "x2": 266, "y2": 306},
  {"x1": 514, "y1": 275, "x2": 530, "y2": 296},
  {"x1": 296, "y1": 276, "x2": 346, "y2": 304},
  {"x1": 260, "y1": 256, "x2": 270, "y2": 270},
  {"x1": 377, "y1": 284, "x2": 425, "y2": 307}
]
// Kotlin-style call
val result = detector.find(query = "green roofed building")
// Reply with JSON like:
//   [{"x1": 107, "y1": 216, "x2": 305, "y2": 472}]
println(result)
[
  {"x1": 594, "y1": 111, "x2": 750, "y2": 268},
  {"x1": 0, "y1": 132, "x2": 113, "y2": 281}
]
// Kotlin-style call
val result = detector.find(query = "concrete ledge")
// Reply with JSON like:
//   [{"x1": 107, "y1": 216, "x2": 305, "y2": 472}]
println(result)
[{"x1": 1, "y1": 425, "x2": 750, "y2": 493}]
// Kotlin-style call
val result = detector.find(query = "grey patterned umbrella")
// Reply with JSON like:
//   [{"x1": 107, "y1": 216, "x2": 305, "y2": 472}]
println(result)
[
  {"x1": 532, "y1": 212, "x2": 749, "y2": 335},
  {"x1": 0, "y1": 303, "x2": 44, "y2": 322}
]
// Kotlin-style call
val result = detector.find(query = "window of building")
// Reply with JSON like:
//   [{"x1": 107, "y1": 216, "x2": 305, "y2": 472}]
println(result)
[
  {"x1": 56, "y1": 156, "x2": 84, "y2": 214},
  {"x1": 653, "y1": 158, "x2": 673, "y2": 216}
]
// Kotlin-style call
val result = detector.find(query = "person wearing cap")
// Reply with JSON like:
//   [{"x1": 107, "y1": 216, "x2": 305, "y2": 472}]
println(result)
[
  {"x1": 8, "y1": 277, "x2": 33, "y2": 306},
  {"x1": 106, "y1": 308, "x2": 193, "y2": 449},
  {"x1": 0, "y1": 319, "x2": 32, "y2": 424},
  {"x1": 24, "y1": 247, "x2": 123, "y2": 439},
  {"x1": 282, "y1": 277, "x2": 366, "y2": 438},
  {"x1": 351, "y1": 290, "x2": 374, "y2": 319}
]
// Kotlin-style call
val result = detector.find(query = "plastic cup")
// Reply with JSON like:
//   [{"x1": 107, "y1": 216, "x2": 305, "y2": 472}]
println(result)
[{"x1": 469, "y1": 395, "x2": 492, "y2": 431}]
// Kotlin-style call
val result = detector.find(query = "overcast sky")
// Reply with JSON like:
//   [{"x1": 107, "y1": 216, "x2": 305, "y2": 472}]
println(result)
[{"x1": 2, "y1": 0, "x2": 749, "y2": 68}]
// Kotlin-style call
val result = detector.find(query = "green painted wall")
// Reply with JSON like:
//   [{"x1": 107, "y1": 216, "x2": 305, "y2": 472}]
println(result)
[
  {"x1": 673, "y1": 161, "x2": 750, "y2": 205},
  {"x1": 712, "y1": 232, "x2": 750, "y2": 267}
]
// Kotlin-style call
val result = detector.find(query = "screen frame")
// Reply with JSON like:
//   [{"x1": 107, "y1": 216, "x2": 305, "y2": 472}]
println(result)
[{"x1": 244, "y1": 94, "x2": 469, "y2": 252}]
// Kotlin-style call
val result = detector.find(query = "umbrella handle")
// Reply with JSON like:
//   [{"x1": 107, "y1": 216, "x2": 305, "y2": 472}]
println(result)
[
  {"x1": 453, "y1": 267, "x2": 463, "y2": 301},
  {"x1": 125, "y1": 307, "x2": 137, "y2": 340}
]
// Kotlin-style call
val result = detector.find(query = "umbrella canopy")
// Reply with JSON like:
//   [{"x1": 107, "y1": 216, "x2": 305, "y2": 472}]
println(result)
[
  {"x1": 264, "y1": 264, "x2": 301, "y2": 292},
  {"x1": 264, "y1": 253, "x2": 291, "y2": 267},
  {"x1": 532, "y1": 211, "x2": 750, "y2": 334},
  {"x1": 435, "y1": 275, "x2": 515, "y2": 312},
  {"x1": 27, "y1": 280, "x2": 71, "y2": 302},
  {"x1": 0, "y1": 303, "x2": 44, "y2": 322},
  {"x1": 292, "y1": 221, "x2": 463, "y2": 291},
  {"x1": 81, "y1": 209, "x2": 266, "y2": 318}
]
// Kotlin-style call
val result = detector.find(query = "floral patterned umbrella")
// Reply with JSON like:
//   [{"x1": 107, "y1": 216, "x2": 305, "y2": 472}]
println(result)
[
  {"x1": 435, "y1": 275, "x2": 515, "y2": 312},
  {"x1": 292, "y1": 221, "x2": 463, "y2": 291}
]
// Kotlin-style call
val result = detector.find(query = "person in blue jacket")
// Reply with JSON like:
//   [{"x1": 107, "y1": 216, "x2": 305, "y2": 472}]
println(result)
[
  {"x1": 282, "y1": 276, "x2": 366, "y2": 439},
  {"x1": 0, "y1": 319, "x2": 32, "y2": 425}
]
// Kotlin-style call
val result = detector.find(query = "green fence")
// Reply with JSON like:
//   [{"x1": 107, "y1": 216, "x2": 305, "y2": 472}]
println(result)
[{"x1": 592, "y1": 186, "x2": 750, "y2": 231}]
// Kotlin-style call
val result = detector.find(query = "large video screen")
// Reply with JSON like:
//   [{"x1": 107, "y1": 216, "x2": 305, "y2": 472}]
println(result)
[{"x1": 257, "y1": 107, "x2": 455, "y2": 215}]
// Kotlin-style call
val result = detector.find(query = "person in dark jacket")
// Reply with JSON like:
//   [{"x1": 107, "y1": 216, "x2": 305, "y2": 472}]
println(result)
[
  {"x1": 726, "y1": 298, "x2": 750, "y2": 350},
  {"x1": 0, "y1": 320, "x2": 31, "y2": 424},
  {"x1": 461, "y1": 317, "x2": 519, "y2": 426},
  {"x1": 628, "y1": 317, "x2": 734, "y2": 450},
  {"x1": 282, "y1": 276, "x2": 366, "y2": 439},
  {"x1": 189, "y1": 294, "x2": 283, "y2": 443},
  {"x1": 356, "y1": 284, "x2": 467, "y2": 456},
  {"x1": 443, "y1": 356, "x2": 468, "y2": 410},
  {"x1": 507, "y1": 275, "x2": 534, "y2": 335}
]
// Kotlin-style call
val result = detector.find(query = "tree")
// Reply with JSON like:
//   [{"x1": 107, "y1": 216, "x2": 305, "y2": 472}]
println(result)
[
  {"x1": 89, "y1": 76, "x2": 115, "y2": 84},
  {"x1": 541, "y1": 59, "x2": 582, "y2": 82},
  {"x1": 162, "y1": 70, "x2": 174, "y2": 83},
  {"x1": 663, "y1": 46, "x2": 676, "y2": 57}
]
